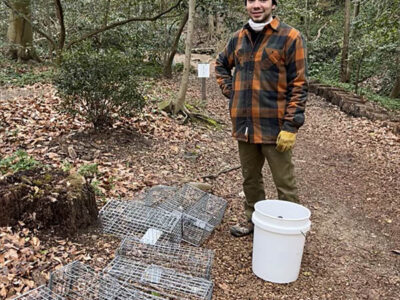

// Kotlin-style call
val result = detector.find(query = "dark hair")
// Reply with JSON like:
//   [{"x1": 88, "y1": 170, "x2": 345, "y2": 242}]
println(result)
[{"x1": 245, "y1": 0, "x2": 278, "y2": 5}]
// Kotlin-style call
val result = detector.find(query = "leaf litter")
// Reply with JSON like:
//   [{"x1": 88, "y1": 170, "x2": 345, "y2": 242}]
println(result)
[{"x1": 0, "y1": 71, "x2": 399, "y2": 299}]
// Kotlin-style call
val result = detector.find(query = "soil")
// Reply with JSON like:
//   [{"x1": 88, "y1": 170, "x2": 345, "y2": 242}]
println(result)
[
  {"x1": 1, "y1": 63, "x2": 399, "y2": 299},
  {"x1": 0, "y1": 168, "x2": 98, "y2": 235}
]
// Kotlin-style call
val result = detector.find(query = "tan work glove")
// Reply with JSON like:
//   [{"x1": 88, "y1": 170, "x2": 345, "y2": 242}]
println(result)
[{"x1": 276, "y1": 131, "x2": 297, "y2": 152}]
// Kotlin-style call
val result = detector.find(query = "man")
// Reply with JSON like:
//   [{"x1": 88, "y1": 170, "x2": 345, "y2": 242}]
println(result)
[{"x1": 215, "y1": 0, "x2": 308, "y2": 237}]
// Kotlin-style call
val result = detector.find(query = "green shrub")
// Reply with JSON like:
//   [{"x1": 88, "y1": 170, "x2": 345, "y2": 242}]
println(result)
[
  {"x1": 0, "y1": 58, "x2": 54, "y2": 87},
  {"x1": 78, "y1": 163, "x2": 99, "y2": 180},
  {"x1": 173, "y1": 62, "x2": 184, "y2": 73},
  {"x1": 173, "y1": 62, "x2": 196, "y2": 74},
  {"x1": 0, "y1": 150, "x2": 40, "y2": 174},
  {"x1": 54, "y1": 45, "x2": 145, "y2": 129}
]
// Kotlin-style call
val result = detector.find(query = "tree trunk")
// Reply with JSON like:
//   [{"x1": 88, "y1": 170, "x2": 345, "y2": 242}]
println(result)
[
  {"x1": 208, "y1": 13, "x2": 215, "y2": 41},
  {"x1": 354, "y1": 0, "x2": 360, "y2": 17},
  {"x1": 6, "y1": 0, "x2": 36, "y2": 61},
  {"x1": 346, "y1": 0, "x2": 361, "y2": 82},
  {"x1": 0, "y1": 168, "x2": 98, "y2": 236},
  {"x1": 54, "y1": 0, "x2": 65, "y2": 64},
  {"x1": 354, "y1": 57, "x2": 363, "y2": 94},
  {"x1": 172, "y1": 0, "x2": 196, "y2": 114},
  {"x1": 163, "y1": 11, "x2": 189, "y2": 78},
  {"x1": 340, "y1": 0, "x2": 351, "y2": 83},
  {"x1": 103, "y1": 0, "x2": 111, "y2": 27},
  {"x1": 390, "y1": 56, "x2": 400, "y2": 98},
  {"x1": 390, "y1": 76, "x2": 400, "y2": 98}
]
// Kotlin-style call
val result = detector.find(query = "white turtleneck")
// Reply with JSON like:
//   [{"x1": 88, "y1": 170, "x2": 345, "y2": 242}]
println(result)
[{"x1": 248, "y1": 16, "x2": 273, "y2": 32}]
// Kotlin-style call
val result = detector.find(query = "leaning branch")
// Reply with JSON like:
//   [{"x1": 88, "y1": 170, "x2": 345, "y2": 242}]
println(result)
[
  {"x1": 65, "y1": 0, "x2": 183, "y2": 49},
  {"x1": 2, "y1": 0, "x2": 56, "y2": 50},
  {"x1": 310, "y1": 23, "x2": 327, "y2": 44}
]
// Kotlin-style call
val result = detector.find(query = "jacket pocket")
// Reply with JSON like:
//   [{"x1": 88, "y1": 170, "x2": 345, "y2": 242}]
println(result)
[
  {"x1": 261, "y1": 48, "x2": 282, "y2": 70},
  {"x1": 235, "y1": 49, "x2": 247, "y2": 68}
]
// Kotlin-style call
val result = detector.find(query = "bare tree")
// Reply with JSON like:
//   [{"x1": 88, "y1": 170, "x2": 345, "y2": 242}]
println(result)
[
  {"x1": 163, "y1": 11, "x2": 189, "y2": 78},
  {"x1": 171, "y1": 0, "x2": 196, "y2": 114},
  {"x1": 6, "y1": 0, "x2": 39, "y2": 61},
  {"x1": 340, "y1": 0, "x2": 351, "y2": 83}
]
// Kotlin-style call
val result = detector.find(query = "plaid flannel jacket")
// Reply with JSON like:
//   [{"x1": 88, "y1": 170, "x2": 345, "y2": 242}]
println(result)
[{"x1": 215, "y1": 17, "x2": 308, "y2": 144}]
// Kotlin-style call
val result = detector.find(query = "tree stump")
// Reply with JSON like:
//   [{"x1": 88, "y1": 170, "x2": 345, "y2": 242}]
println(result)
[{"x1": 0, "y1": 168, "x2": 98, "y2": 236}]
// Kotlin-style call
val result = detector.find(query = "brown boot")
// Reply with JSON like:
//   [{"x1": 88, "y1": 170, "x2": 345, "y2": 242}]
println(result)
[{"x1": 230, "y1": 221, "x2": 254, "y2": 237}]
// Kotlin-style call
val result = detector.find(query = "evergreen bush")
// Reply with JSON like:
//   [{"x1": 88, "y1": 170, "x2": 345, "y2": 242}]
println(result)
[{"x1": 54, "y1": 44, "x2": 145, "y2": 129}]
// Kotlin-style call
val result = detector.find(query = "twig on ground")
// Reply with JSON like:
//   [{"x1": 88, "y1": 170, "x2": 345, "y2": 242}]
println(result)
[{"x1": 202, "y1": 165, "x2": 241, "y2": 180}]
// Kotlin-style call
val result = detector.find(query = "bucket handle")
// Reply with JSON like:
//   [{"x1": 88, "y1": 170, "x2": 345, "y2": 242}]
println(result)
[{"x1": 301, "y1": 231, "x2": 307, "y2": 238}]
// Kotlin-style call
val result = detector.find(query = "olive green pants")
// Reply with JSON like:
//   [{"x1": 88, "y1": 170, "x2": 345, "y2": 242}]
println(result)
[{"x1": 238, "y1": 141, "x2": 299, "y2": 221}]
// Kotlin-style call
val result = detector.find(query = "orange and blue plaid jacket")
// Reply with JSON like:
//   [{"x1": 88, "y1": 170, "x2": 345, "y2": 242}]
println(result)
[{"x1": 215, "y1": 17, "x2": 308, "y2": 144}]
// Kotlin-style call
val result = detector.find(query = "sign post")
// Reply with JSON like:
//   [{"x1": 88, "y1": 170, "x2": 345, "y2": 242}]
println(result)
[{"x1": 198, "y1": 63, "x2": 210, "y2": 101}]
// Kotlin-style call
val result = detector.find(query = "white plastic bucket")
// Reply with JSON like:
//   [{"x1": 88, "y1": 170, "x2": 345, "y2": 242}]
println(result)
[{"x1": 251, "y1": 200, "x2": 311, "y2": 284}]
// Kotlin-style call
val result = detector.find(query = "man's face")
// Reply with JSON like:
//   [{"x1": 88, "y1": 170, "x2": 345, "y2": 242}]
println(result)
[{"x1": 246, "y1": 0, "x2": 276, "y2": 23}]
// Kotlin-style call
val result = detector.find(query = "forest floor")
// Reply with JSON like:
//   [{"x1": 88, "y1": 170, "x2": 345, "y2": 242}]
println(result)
[{"x1": 1, "y1": 62, "x2": 399, "y2": 299}]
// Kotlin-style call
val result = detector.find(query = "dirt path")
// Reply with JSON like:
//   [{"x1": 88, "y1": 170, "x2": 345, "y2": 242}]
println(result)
[
  {"x1": 202, "y1": 68, "x2": 400, "y2": 299},
  {"x1": 1, "y1": 65, "x2": 399, "y2": 299}
]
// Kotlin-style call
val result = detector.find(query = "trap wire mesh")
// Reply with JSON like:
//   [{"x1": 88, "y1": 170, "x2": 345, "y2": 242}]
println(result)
[
  {"x1": 143, "y1": 185, "x2": 178, "y2": 209},
  {"x1": 104, "y1": 256, "x2": 213, "y2": 300},
  {"x1": 12, "y1": 286, "x2": 64, "y2": 300},
  {"x1": 48, "y1": 261, "x2": 165, "y2": 300},
  {"x1": 183, "y1": 193, "x2": 227, "y2": 246},
  {"x1": 144, "y1": 184, "x2": 227, "y2": 246},
  {"x1": 117, "y1": 237, "x2": 214, "y2": 279},
  {"x1": 144, "y1": 184, "x2": 205, "y2": 212},
  {"x1": 99, "y1": 199, "x2": 182, "y2": 243}
]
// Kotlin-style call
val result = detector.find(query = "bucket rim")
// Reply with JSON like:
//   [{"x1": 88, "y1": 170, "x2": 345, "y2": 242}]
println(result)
[{"x1": 254, "y1": 200, "x2": 311, "y2": 221}]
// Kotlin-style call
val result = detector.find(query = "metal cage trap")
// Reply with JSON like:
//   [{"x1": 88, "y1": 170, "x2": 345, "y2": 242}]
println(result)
[
  {"x1": 182, "y1": 193, "x2": 227, "y2": 246},
  {"x1": 48, "y1": 261, "x2": 165, "y2": 300},
  {"x1": 116, "y1": 237, "x2": 214, "y2": 279},
  {"x1": 12, "y1": 286, "x2": 64, "y2": 300},
  {"x1": 99, "y1": 199, "x2": 182, "y2": 244},
  {"x1": 144, "y1": 184, "x2": 227, "y2": 246},
  {"x1": 103, "y1": 256, "x2": 213, "y2": 300}
]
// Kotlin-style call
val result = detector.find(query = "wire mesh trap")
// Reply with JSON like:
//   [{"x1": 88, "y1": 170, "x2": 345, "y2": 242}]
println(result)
[
  {"x1": 144, "y1": 184, "x2": 227, "y2": 246},
  {"x1": 116, "y1": 237, "x2": 214, "y2": 279},
  {"x1": 103, "y1": 256, "x2": 213, "y2": 300},
  {"x1": 48, "y1": 261, "x2": 165, "y2": 300},
  {"x1": 182, "y1": 193, "x2": 227, "y2": 246},
  {"x1": 13, "y1": 286, "x2": 64, "y2": 300},
  {"x1": 99, "y1": 199, "x2": 182, "y2": 244},
  {"x1": 143, "y1": 185, "x2": 178, "y2": 209},
  {"x1": 144, "y1": 184, "x2": 206, "y2": 212}
]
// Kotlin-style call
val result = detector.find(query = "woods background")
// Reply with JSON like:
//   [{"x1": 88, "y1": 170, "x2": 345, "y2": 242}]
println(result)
[{"x1": 0, "y1": 0, "x2": 399, "y2": 110}]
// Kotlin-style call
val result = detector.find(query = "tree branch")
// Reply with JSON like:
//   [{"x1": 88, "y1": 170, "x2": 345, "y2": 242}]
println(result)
[
  {"x1": 311, "y1": 23, "x2": 327, "y2": 43},
  {"x1": 2, "y1": 0, "x2": 56, "y2": 50},
  {"x1": 65, "y1": 0, "x2": 183, "y2": 50},
  {"x1": 202, "y1": 165, "x2": 241, "y2": 180}
]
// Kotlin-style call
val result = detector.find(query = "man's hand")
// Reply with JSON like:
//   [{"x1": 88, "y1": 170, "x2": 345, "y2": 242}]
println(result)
[{"x1": 276, "y1": 131, "x2": 297, "y2": 152}]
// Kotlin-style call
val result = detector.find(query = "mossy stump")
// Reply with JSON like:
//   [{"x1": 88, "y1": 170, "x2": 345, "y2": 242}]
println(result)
[{"x1": 0, "y1": 168, "x2": 98, "y2": 236}]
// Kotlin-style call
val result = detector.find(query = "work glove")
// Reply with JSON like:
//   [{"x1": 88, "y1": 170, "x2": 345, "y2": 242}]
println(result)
[{"x1": 276, "y1": 131, "x2": 297, "y2": 152}]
